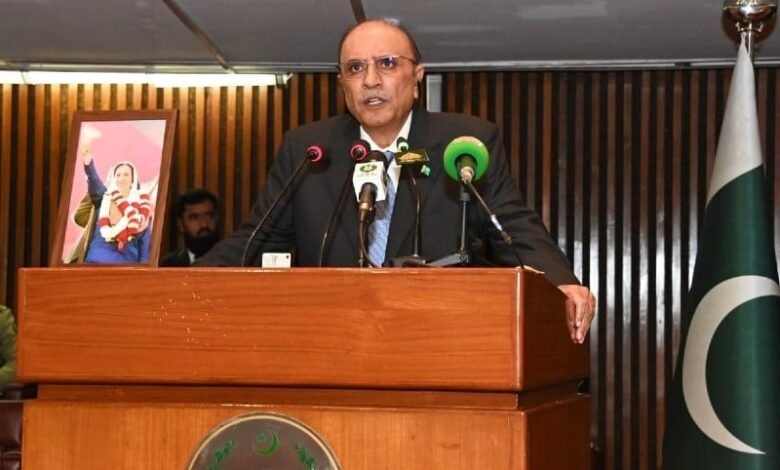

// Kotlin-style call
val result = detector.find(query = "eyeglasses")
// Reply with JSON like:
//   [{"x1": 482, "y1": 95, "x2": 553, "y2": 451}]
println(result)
[{"x1": 338, "y1": 55, "x2": 418, "y2": 80}]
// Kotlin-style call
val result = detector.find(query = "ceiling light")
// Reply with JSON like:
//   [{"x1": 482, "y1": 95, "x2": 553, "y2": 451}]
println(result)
[
  {"x1": 0, "y1": 71, "x2": 287, "y2": 87},
  {"x1": 150, "y1": 73, "x2": 281, "y2": 87},
  {"x1": 0, "y1": 71, "x2": 24, "y2": 84},
  {"x1": 22, "y1": 71, "x2": 148, "y2": 85}
]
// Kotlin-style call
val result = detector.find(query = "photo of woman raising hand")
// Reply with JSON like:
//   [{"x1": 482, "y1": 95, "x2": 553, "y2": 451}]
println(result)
[
  {"x1": 69, "y1": 143, "x2": 156, "y2": 263},
  {"x1": 58, "y1": 113, "x2": 174, "y2": 266}
]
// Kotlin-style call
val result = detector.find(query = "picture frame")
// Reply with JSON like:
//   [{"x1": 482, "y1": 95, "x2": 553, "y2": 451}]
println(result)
[{"x1": 50, "y1": 110, "x2": 177, "y2": 266}]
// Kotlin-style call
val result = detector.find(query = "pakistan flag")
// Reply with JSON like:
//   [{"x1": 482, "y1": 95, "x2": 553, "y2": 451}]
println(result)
[{"x1": 663, "y1": 43, "x2": 780, "y2": 469}]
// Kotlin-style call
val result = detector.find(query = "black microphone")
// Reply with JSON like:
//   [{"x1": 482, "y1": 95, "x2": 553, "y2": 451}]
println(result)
[
  {"x1": 241, "y1": 144, "x2": 325, "y2": 267},
  {"x1": 349, "y1": 139, "x2": 370, "y2": 162},
  {"x1": 318, "y1": 140, "x2": 370, "y2": 266},
  {"x1": 353, "y1": 150, "x2": 388, "y2": 224},
  {"x1": 390, "y1": 137, "x2": 425, "y2": 266}
]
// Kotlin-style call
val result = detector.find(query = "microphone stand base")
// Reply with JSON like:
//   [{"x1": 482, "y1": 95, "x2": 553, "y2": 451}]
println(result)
[
  {"x1": 427, "y1": 251, "x2": 471, "y2": 267},
  {"x1": 389, "y1": 255, "x2": 429, "y2": 267}
]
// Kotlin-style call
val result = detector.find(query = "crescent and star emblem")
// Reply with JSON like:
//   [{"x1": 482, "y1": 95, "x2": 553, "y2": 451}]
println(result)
[
  {"x1": 682, "y1": 275, "x2": 780, "y2": 455},
  {"x1": 254, "y1": 431, "x2": 280, "y2": 456}
]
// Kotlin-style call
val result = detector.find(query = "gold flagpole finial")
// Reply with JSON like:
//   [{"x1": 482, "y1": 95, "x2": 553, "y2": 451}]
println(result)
[{"x1": 722, "y1": 0, "x2": 777, "y2": 59}]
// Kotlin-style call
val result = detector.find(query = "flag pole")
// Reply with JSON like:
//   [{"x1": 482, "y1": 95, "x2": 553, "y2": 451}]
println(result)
[{"x1": 722, "y1": 0, "x2": 777, "y2": 59}]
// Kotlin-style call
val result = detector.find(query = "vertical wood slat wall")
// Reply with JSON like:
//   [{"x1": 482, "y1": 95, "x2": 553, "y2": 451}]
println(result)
[
  {"x1": 443, "y1": 69, "x2": 779, "y2": 470},
  {"x1": 0, "y1": 74, "x2": 345, "y2": 304},
  {"x1": 0, "y1": 68, "x2": 778, "y2": 469}
]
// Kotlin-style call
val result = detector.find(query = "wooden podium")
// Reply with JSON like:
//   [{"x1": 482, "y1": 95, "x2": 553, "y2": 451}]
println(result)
[{"x1": 17, "y1": 267, "x2": 589, "y2": 469}]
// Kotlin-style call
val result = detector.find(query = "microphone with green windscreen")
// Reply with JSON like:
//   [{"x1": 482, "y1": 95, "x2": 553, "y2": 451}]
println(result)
[
  {"x1": 442, "y1": 135, "x2": 520, "y2": 262},
  {"x1": 443, "y1": 136, "x2": 489, "y2": 184}
]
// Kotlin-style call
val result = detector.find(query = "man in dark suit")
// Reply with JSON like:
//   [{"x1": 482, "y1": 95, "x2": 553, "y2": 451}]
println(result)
[
  {"x1": 198, "y1": 19, "x2": 596, "y2": 343},
  {"x1": 160, "y1": 188, "x2": 219, "y2": 266}
]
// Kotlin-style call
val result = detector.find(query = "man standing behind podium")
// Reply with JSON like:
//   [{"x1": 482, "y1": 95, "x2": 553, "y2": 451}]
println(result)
[{"x1": 198, "y1": 19, "x2": 596, "y2": 343}]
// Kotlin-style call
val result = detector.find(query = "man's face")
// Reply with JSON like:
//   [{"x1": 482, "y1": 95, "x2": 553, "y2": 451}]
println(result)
[
  {"x1": 179, "y1": 200, "x2": 217, "y2": 239},
  {"x1": 339, "y1": 22, "x2": 424, "y2": 140}
]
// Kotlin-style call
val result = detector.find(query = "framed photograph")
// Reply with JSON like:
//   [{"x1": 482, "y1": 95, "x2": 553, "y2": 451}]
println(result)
[{"x1": 50, "y1": 110, "x2": 177, "y2": 266}]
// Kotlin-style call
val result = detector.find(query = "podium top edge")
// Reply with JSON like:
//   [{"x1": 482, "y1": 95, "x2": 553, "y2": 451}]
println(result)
[{"x1": 19, "y1": 266, "x2": 535, "y2": 275}]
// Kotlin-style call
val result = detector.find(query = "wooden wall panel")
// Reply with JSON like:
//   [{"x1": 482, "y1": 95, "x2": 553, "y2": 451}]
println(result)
[
  {"x1": 0, "y1": 74, "x2": 345, "y2": 308},
  {"x1": 440, "y1": 68, "x2": 779, "y2": 470},
  {"x1": 0, "y1": 68, "x2": 778, "y2": 470}
]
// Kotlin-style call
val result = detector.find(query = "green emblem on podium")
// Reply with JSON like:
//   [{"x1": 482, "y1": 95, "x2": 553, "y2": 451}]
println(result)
[{"x1": 187, "y1": 412, "x2": 340, "y2": 470}]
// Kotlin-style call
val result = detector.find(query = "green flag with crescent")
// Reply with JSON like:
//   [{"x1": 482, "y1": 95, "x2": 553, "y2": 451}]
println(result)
[{"x1": 663, "y1": 42, "x2": 780, "y2": 469}]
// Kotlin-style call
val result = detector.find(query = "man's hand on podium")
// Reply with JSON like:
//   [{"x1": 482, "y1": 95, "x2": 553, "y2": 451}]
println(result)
[{"x1": 558, "y1": 284, "x2": 596, "y2": 345}]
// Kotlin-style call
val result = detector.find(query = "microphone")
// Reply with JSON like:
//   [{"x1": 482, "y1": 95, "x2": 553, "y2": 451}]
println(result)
[
  {"x1": 441, "y1": 136, "x2": 525, "y2": 268},
  {"x1": 350, "y1": 139, "x2": 370, "y2": 162},
  {"x1": 352, "y1": 150, "x2": 388, "y2": 223},
  {"x1": 306, "y1": 144, "x2": 325, "y2": 163},
  {"x1": 317, "y1": 140, "x2": 370, "y2": 266},
  {"x1": 241, "y1": 144, "x2": 325, "y2": 267},
  {"x1": 443, "y1": 136, "x2": 489, "y2": 184},
  {"x1": 351, "y1": 149, "x2": 387, "y2": 267},
  {"x1": 391, "y1": 136, "x2": 424, "y2": 265}
]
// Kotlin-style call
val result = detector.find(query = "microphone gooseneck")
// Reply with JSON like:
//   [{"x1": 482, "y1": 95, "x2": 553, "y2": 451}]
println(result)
[
  {"x1": 353, "y1": 150, "x2": 387, "y2": 267},
  {"x1": 396, "y1": 137, "x2": 422, "y2": 258},
  {"x1": 241, "y1": 144, "x2": 325, "y2": 267},
  {"x1": 439, "y1": 135, "x2": 525, "y2": 268},
  {"x1": 462, "y1": 181, "x2": 510, "y2": 243},
  {"x1": 463, "y1": 185, "x2": 525, "y2": 267},
  {"x1": 318, "y1": 139, "x2": 371, "y2": 267},
  {"x1": 357, "y1": 217, "x2": 378, "y2": 268},
  {"x1": 317, "y1": 164, "x2": 355, "y2": 267}
]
